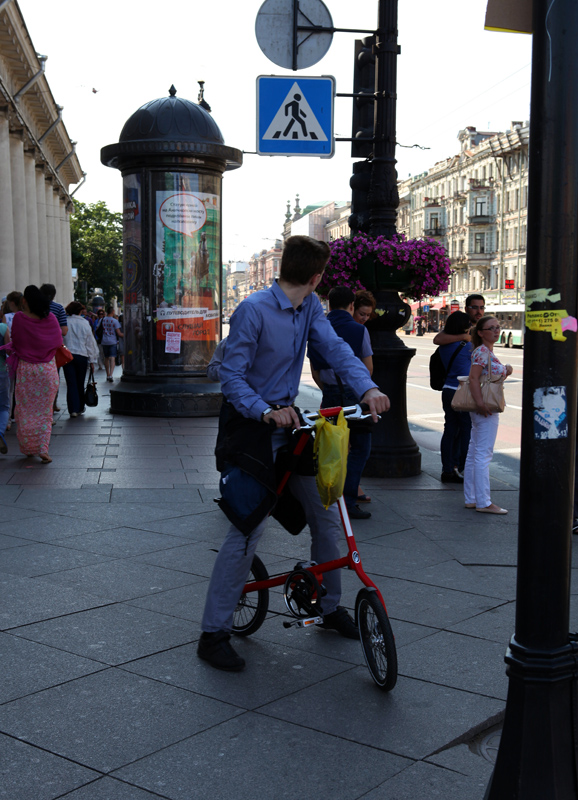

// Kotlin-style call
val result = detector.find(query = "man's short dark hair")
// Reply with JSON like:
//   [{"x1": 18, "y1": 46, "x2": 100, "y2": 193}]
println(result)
[
  {"x1": 328, "y1": 286, "x2": 355, "y2": 310},
  {"x1": 106, "y1": 306, "x2": 114, "y2": 314},
  {"x1": 280, "y1": 236, "x2": 330, "y2": 286},
  {"x1": 40, "y1": 283, "x2": 56, "y2": 301},
  {"x1": 465, "y1": 294, "x2": 485, "y2": 308}
]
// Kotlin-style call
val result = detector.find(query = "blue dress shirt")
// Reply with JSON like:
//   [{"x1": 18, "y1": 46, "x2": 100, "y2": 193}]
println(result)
[{"x1": 220, "y1": 281, "x2": 377, "y2": 420}]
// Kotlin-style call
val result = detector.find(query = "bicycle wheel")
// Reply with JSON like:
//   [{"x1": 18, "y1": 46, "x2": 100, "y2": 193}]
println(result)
[
  {"x1": 232, "y1": 554, "x2": 269, "y2": 636},
  {"x1": 356, "y1": 587, "x2": 398, "y2": 691}
]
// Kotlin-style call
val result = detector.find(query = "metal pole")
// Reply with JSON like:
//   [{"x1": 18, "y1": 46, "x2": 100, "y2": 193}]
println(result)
[
  {"x1": 485, "y1": 1, "x2": 578, "y2": 796},
  {"x1": 368, "y1": 0, "x2": 398, "y2": 239}
]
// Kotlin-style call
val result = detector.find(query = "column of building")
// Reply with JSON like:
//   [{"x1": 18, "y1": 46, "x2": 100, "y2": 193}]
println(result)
[
  {"x1": 9, "y1": 133, "x2": 30, "y2": 291},
  {"x1": 0, "y1": 113, "x2": 16, "y2": 295},
  {"x1": 23, "y1": 148, "x2": 40, "y2": 287}
]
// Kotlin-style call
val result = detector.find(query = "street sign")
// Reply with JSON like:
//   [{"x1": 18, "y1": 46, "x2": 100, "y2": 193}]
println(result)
[
  {"x1": 257, "y1": 75, "x2": 335, "y2": 157},
  {"x1": 422, "y1": 305, "x2": 430, "y2": 313},
  {"x1": 255, "y1": 0, "x2": 333, "y2": 70}
]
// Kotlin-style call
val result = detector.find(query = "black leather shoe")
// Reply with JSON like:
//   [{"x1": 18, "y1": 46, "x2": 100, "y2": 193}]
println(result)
[
  {"x1": 441, "y1": 471, "x2": 463, "y2": 483},
  {"x1": 318, "y1": 606, "x2": 359, "y2": 639},
  {"x1": 347, "y1": 504, "x2": 371, "y2": 519},
  {"x1": 197, "y1": 631, "x2": 246, "y2": 671}
]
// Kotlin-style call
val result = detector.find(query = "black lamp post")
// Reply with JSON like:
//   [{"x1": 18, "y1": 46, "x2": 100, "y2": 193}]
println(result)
[
  {"x1": 351, "y1": 0, "x2": 421, "y2": 478},
  {"x1": 484, "y1": 2, "x2": 578, "y2": 796}
]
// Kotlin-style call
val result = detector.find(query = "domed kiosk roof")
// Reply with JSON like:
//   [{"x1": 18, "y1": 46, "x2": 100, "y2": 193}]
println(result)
[
  {"x1": 119, "y1": 85, "x2": 225, "y2": 145},
  {"x1": 101, "y1": 85, "x2": 242, "y2": 172}
]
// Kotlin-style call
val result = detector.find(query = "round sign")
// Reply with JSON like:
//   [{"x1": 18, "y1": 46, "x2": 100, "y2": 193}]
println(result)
[{"x1": 255, "y1": 0, "x2": 334, "y2": 70}]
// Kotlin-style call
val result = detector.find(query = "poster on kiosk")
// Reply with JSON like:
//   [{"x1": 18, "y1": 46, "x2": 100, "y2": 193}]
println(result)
[{"x1": 152, "y1": 172, "x2": 220, "y2": 374}]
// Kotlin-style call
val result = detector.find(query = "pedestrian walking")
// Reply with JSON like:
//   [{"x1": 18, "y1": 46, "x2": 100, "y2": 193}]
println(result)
[
  {"x1": 9, "y1": 285, "x2": 62, "y2": 463},
  {"x1": 62, "y1": 302, "x2": 100, "y2": 417}
]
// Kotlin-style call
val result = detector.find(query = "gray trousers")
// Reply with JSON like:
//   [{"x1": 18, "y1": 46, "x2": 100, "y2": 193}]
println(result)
[{"x1": 201, "y1": 431, "x2": 343, "y2": 633}]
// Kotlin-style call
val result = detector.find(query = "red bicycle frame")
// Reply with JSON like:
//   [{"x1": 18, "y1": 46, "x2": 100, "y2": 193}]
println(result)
[{"x1": 240, "y1": 408, "x2": 387, "y2": 613}]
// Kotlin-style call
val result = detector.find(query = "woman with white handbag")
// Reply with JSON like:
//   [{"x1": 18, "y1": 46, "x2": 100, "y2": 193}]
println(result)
[{"x1": 462, "y1": 316, "x2": 513, "y2": 515}]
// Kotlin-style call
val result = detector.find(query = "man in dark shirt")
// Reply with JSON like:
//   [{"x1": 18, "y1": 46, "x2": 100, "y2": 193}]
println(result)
[
  {"x1": 40, "y1": 283, "x2": 67, "y2": 411},
  {"x1": 309, "y1": 286, "x2": 374, "y2": 519}
]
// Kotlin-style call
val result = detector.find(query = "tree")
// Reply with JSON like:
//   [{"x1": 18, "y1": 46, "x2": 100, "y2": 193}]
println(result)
[{"x1": 70, "y1": 200, "x2": 123, "y2": 305}]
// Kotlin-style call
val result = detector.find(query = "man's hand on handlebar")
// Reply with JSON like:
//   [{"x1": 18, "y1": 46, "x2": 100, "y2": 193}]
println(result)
[
  {"x1": 361, "y1": 388, "x2": 391, "y2": 422},
  {"x1": 263, "y1": 406, "x2": 301, "y2": 429}
]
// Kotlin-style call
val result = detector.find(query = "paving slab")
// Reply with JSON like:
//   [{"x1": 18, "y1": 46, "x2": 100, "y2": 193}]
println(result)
[
  {"x1": 0, "y1": 669, "x2": 242, "y2": 773},
  {"x1": 258, "y1": 670, "x2": 504, "y2": 761},
  {"x1": 0, "y1": 541, "x2": 113, "y2": 577},
  {"x1": 58, "y1": 777, "x2": 166, "y2": 799},
  {"x1": 125, "y1": 579, "x2": 210, "y2": 623},
  {"x1": 39, "y1": 559, "x2": 200, "y2": 602},
  {"x1": 448, "y1": 601, "x2": 515, "y2": 645},
  {"x1": 123, "y1": 637, "x2": 357, "y2": 710},
  {"x1": 0, "y1": 573, "x2": 111, "y2": 630},
  {"x1": 365, "y1": 574, "x2": 504, "y2": 629},
  {"x1": 52, "y1": 527, "x2": 195, "y2": 557},
  {"x1": 362, "y1": 759, "x2": 491, "y2": 800},
  {"x1": 112, "y1": 713, "x2": 410, "y2": 800},
  {"x1": 0, "y1": 632, "x2": 104, "y2": 703},
  {"x1": 398, "y1": 630, "x2": 508, "y2": 700},
  {"x1": 0, "y1": 733, "x2": 99, "y2": 800},
  {"x1": 11, "y1": 603, "x2": 196, "y2": 666}
]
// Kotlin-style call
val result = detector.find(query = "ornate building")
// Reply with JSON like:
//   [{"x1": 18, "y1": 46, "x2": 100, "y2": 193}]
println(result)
[
  {"x1": 398, "y1": 123, "x2": 529, "y2": 311},
  {"x1": 0, "y1": 0, "x2": 83, "y2": 301}
]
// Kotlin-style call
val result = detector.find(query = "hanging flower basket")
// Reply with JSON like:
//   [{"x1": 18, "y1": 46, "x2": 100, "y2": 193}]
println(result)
[{"x1": 318, "y1": 233, "x2": 453, "y2": 302}]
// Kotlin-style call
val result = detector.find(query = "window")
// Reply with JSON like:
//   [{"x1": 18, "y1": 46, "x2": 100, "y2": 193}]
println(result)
[
  {"x1": 475, "y1": 197, "x2": 488, "y2": 216},
  {"x1": 430, "y1": 213, "x2": 439, "y2": 230},
  {"x1": 522, "y1": 185, "x2": 528, "y2": 207},
  {"x1": 459, "y1": 239, "x2": 465, "y2": 255},
  {"x1": 474, "y1": 233, "x2": 486, "y2": 254}
]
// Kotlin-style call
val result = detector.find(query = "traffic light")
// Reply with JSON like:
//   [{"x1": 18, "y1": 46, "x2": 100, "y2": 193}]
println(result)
[
  {"x1": 351, "y1": 36, "x2": 376, "y2": 159},
  {"x1": 349, "y1": 160, "x2": 372, "y2": 234}
]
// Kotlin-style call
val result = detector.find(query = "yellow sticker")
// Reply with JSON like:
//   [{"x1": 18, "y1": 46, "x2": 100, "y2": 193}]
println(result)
[
  {"x1": 525, "y1": 288, "x2": 562, "y2": 310},
  {"x1": 525, "y1": 310, "x2": 578, "y2": 342}
]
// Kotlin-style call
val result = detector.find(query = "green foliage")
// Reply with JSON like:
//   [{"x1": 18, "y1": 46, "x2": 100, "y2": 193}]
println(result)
[{"x1": 70, "y1": 200, "x2": 123, "y2": 305}]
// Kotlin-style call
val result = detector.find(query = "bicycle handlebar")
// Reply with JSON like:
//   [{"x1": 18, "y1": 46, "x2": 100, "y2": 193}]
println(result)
[{"x1": 299, "y1": 404, "x2": 377, "y2": 430}]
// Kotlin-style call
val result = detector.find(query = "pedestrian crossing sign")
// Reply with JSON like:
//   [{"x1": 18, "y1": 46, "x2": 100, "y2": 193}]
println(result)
[{"x1": 257, "y1": 75, "x2": 335, "y2": 158}]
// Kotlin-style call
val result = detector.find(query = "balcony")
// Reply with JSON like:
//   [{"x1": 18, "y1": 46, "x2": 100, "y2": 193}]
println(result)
[
  {"x1": 424, "y1": 227, "x2": 445, "y2": 237},
  {"x1": 468, "y1": 178, "x2": 493, "y2": 189},
  {"x1": 469, "y1": 215, "x2": 492, "y2": 225}
]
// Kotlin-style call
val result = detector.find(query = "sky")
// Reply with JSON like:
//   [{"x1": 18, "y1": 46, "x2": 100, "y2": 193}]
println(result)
[{"x1": 17, "y1": 0, "x2": 532, "y2": 263}]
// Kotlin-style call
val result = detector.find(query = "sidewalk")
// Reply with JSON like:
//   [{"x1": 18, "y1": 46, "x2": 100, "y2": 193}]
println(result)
[{"x1": 0, "y1": 368, "x2": 527, "y2": 799}]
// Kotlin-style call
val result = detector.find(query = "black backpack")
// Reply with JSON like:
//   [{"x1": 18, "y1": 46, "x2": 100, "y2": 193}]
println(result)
[{"x1": 429, "y1": 342, "x2": 466, "y2": 390}]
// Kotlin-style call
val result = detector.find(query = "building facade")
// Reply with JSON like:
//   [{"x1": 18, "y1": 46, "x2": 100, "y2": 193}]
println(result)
[
  {"x1": 398, "y1": 123, "x2": 529, "y2": 316},
  {"x1": 0, "y1": 0, "x2": 83, "y2": 302}
]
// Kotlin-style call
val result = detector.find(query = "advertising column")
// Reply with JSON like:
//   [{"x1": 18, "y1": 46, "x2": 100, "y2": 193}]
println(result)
[{"x1": 151, "y1": 171, "x2": 220, "y2": 375}]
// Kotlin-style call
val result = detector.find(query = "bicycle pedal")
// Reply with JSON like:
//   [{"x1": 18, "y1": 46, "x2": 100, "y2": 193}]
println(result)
[
  {"x1": 283, "y1": 616, "x2": 323, "y2": 629},
  {"x1": 294, "y1": 560, "x2": 317, "y2": 570}
]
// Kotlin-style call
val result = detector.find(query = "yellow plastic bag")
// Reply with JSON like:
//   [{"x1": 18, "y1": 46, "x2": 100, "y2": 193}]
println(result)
[{"x1": 313, "y1": 410, "x2": 350, "y2": 509}]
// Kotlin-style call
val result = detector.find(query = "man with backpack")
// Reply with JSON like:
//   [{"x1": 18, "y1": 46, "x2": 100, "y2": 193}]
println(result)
[
  {"x1": 431, "y1": 311, "x2": 474, "y2": 483},
  {"x1": 308, "y1": 286, "x2": 374, "y2": 519}
]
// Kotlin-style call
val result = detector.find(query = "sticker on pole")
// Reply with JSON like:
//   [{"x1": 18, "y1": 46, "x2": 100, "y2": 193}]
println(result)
[
  {"x1": 257, "y1": 75, "x2": 334, "y2": 157},
  {"x1": 533, "y1": 386, "x2": 568, "y2": 440}
]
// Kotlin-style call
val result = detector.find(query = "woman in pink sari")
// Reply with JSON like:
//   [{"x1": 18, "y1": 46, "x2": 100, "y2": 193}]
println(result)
[{"x1": 10, "y1": 285, "x2": 62, "y2": 463}]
